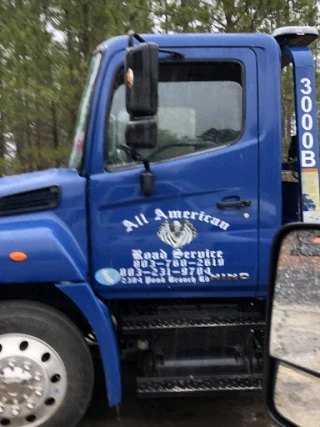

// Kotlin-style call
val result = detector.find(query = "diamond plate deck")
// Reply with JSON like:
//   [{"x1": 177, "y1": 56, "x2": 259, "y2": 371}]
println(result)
[
  {"x1": 137, "y1": 374, "x2": 263, "y2": 396},
  {"x1": 122, "y1": 315, "x2": 265, "y2": 332}
]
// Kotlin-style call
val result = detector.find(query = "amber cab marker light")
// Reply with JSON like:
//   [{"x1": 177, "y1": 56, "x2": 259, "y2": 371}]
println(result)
[
  {"x1": 126, "y1": 68, "x2": 134, "y2": 88},
  {"x1": 9, "y1": 252, "x2": 28, "y2": 262}
]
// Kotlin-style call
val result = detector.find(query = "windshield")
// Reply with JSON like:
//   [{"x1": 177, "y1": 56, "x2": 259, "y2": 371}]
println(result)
[
  {"x1": 68, "y1": 52, "x2": 102, "y2": 170},
  {"x1": 106, "y1": 61, "x2": 243, "y2": 167}
]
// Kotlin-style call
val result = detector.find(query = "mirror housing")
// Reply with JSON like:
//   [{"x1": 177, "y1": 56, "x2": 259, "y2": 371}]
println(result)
[
  {"x1": 124, "y1": 32, "x2": 161, "y2": 194},
  {"x1": 125, "y1": 118, "x2": 157, "y2": 149},
  {"x1": 125, "y1": 42, "x2": 158, "y2": 117},
  {"x1": 265, "y1": 223, "x2": 320, "y2": 427}
]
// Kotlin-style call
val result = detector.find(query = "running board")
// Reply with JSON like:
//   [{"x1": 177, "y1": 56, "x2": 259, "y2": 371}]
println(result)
[
  {"x1": 137, "y1": 374, "x2": 263, "y2": 397},
  {"x1": 122, "y1": 315, "x2": 265, "y2": 332}
]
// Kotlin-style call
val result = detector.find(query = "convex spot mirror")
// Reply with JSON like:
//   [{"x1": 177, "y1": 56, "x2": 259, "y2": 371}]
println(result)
[
  {"x1": 266, "y1": 223, "x2": 320, "y2": 427},
  {"x1": 125, "y1": 41, "x2": 158, "y2": 149},
  {"x1": 125, "y1": 118, "x2": 157, "y2": 151}
]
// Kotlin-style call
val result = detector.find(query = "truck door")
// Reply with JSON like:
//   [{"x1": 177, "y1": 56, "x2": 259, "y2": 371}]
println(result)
[{"x1": 89, "y1": 47, "x2": 259, "y2": 298}]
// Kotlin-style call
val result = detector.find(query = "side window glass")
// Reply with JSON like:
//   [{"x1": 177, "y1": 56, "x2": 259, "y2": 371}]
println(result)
[
  {"x1": 105, "y1": 61, "x2": 243, "y2": 169},
  {"x1": 69, "y1": 53, "x2": 102, "y2": 170}
]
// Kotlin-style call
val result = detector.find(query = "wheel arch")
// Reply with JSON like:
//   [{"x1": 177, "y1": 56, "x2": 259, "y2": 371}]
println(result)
[
  {"x1": 56, "y1": 282, "x2": 122, "y2": 407},
  {"x1": 0, "y1": 283, "x2": 91, "y2": 336},
  {"x1": 0, "y1": 282, "x2": 122, "y2": 407}
]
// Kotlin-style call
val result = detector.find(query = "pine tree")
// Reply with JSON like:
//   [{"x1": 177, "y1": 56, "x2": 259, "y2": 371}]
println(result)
[{"x1": 0, "y1": 0, "x2": 318, "y2": 175}]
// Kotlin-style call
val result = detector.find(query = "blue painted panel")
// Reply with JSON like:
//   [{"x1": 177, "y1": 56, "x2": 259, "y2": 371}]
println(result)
[
  {"x1": 0, "y1": 169, "x2": 88, "y2": 283},
  {"x1": 89, "y1": 46, "x2": 260, "y2": 299},
  {"x1": 97, "y1": 33, "x2": 279, "y2": 60},
  {"x1": 57, "y1": 282, "x2": 122, "y2": 407},
  {"x1": 0, "y1": 217, "x2": 86, "y2": 283},
  {"x1": 253, "y1": 44, "x2": 282, "y2": 295}
]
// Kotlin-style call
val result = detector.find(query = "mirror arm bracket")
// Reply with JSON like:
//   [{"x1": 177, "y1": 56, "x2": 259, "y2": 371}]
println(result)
[
  {"x1": 130, "y1": 146, "x2": 139, "y2": 162},
  {"x1": 129, "y1": 146, "x2": 155, "y2": 197},
  {"x1": 128, "y1": 31, "x2": 146, "y2": 46},
  {"x1": 130, "y1": 147, "x2": 151, "y2": 173},
  {"x1": 140, "y1": 161, "x2": 155, "y2": 197},
  {"x1": 158, "y1": 48, "x2": 184, "y2": 59},
  {"x1": 128, "y1": 30, "x2": 184, "y2": 59}
]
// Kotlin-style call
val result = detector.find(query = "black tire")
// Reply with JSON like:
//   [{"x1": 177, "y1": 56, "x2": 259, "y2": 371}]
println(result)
[{"x1": 0, "y1": 300, "x2": 94, "y2": 427}]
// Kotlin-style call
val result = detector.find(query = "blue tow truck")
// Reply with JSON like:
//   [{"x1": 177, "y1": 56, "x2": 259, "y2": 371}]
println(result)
[{"x1": 0, "y1": 26, "x2": 319, "y2": 427}]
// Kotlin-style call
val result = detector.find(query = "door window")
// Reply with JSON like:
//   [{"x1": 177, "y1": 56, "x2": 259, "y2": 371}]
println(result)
[{"x1": 106, "y1": 61, "x2": 244, "y2": 169}]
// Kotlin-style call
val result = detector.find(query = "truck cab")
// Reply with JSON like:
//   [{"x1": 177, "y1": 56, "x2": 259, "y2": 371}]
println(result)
[{"x1": 0, "y1": 27, "x2": 318, "y2": 427}]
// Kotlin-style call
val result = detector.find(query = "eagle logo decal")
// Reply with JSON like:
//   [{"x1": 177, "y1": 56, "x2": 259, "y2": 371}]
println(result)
[{"x1": 157, "y1": 219, "x2": 198, "y2": 248}]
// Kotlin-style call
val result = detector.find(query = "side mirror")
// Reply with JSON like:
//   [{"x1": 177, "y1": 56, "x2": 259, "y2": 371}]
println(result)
[
  {"x1": 265, "y1": 223, "x2": 320, "y2": 427},
  {"x1": 125, "y1": 41, "x2": 158, "y2": 149},
  {"x1": 125, "y1": 42, "x2": 158, "y2": 117}
]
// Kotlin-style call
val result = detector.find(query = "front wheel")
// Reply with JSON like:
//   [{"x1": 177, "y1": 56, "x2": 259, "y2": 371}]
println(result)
[{"x1": 0, "y1": 300, "x2": 94, "y2": 427}]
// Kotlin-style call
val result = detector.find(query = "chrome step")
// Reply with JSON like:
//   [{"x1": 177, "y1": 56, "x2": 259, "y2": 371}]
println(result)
[
  {"x1": 137, "y1": 374, "x2": 263, "y2": 396},
  {"x1": 122, "y1": 315, "x2": 265, "y2": 332}
]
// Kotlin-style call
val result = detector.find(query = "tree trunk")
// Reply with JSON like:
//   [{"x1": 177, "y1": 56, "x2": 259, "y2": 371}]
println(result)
[{"x1": 51, "y1": 101, "x2": 59, "y2": 150}]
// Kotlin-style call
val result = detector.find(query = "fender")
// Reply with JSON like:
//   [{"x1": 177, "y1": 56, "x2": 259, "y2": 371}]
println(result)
[
  {"x1": 56, "y1": 282, "x2": 122, "y2": 407},
  {"x1": 0, "y1": 214, "x2": 87, "y2": 283}
]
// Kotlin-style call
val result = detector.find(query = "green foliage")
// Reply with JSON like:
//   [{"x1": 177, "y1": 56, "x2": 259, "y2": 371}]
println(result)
[{"x1": 0, "y1": 0, "x2": 318, "y2": 175}]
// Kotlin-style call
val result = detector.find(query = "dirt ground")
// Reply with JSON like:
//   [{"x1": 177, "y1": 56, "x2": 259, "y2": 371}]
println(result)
[{"x1": 80, "y1": 380, "x2": 277, "y2": 427}]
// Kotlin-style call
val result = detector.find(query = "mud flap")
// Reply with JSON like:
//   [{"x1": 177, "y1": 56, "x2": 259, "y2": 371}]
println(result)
[{"x1": 56, "y1": 282, "x2": 122, "y2": 407}]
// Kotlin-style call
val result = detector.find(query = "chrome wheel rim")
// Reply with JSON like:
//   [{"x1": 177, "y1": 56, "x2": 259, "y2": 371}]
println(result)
[{"x1": 0, "y1": 334, "x2": 67, "y2": 426}]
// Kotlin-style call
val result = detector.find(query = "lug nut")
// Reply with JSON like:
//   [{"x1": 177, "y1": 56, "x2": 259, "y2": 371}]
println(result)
[
  {"x1": 23, "y1": 362, "x2": 32, "y2": 372},
  {"x1": 35, "y1": 388, "x2": 43, "y2": 397},
  {"x1": 34, "y1": 372, "x2": 42, "y2": 382},
  {"x1": 8, "y1": 360, "x2": 16, "y2": 369},
  {"x1": 27, "y1": 400, "x2": 35, "y2": 410},
  {"x1": 12, "y1": 406, "x2": 20, "y2": 416}
]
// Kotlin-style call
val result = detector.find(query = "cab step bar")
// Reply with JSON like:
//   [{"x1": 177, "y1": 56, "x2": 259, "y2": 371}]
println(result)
[
  {"x1": 137, "y1": 374, "x2": 263, "y2": 397},
  {"x1": 122, "y1": 314, "x2": 265, "y2": 332}
]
